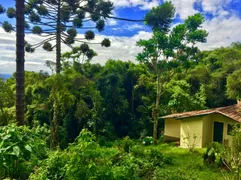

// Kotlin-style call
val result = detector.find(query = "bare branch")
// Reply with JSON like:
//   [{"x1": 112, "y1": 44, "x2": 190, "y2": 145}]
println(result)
[
  {"x1": 31, "y1": 36, "x2": 56, "y2": 49},
  {"x1": 61, "y1": 37, "x2": 74, "y2": 49}
]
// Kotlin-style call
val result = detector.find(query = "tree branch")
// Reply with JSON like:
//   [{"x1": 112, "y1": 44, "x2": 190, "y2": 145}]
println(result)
[
  {"x1": 79, "y1": 7, "x2": 144, "y2": 22},
  {"x1": 31, "y1": 36, "x2": 56, "y2": 48}
]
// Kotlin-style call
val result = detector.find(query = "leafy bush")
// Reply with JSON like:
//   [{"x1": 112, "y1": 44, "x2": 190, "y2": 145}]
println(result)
[
  {"x1": 148, "y1": 149, "x2": 173, "y2": 166},
  {"x1": 143, "y1": 136, "x2": 153, "y2": 146},
  {"x1": 0, "y1": 124, "x2": 49, "y2": 179},
  {"x1": 222, "y1": 125, "x2": 241, "y2": 179},
  {"x1": 30, "y1": 130, "x2": 175, "y2": 180},
  {"x1": 121, "y1": 136, "x2": 134, "y2": 153},
  {"x1": 203, "y1": 142, "x2": 224, "y2": 166},
  {"x1": 131, "y1": 145, "x2": 146, "y2": 157},
  {"x1": 30, "y1": 129, "x2": 119, "y2": 180}
]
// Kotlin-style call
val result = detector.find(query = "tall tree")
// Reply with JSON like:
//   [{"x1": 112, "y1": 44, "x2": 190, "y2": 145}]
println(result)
[
  {"x1": 0, "y1": 0, "x2": 113, "y2": 73},
  {"x1": 16, "y1": 0, "x2": 25, "y2": 126},
  {"x1": 138, "y1": 3, "x2": 208, "y2": 144},
  {"x1": 0, "y1": 0, "x2": 143, "y2": 130},
  {"x1": 0, "y1": 2, "x2": 26, "y2": 125}
]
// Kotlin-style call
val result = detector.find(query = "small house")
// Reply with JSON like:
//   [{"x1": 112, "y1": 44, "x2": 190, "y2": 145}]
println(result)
[{"x1": 161, "y1": 102, "x2": 241, "y2": 148}]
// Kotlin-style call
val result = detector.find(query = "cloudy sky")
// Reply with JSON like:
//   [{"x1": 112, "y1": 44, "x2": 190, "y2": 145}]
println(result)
[{"x1": 0, "y1": 0, "x2": 241, "y2": 74}]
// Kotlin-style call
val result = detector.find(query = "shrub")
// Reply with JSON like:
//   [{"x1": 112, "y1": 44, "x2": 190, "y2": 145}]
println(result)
[
  {"x1": 222, "y1": 125, "x2": 241, "y2": 179},
  {"x1": 0, "y1": 124, "x2": 49, "y2": 179},
  {"x1": 30, "y1": 129, "x2": 119, "y2": 180},
  {"x1": 203, "y1": 142, "x2": 223, "y2": 166},
  {"x1": 121, "y1": 136, "x2": 134, "y2": 153},
  {"x1": 30, "y1": 130, "x2": 175, "y2": 180},
  {"x1": 131, "y1": 146, "x2": 145, "y2": 157},
  {"x1": 143, "y1": 136, "x2": 153, "y2": 146},
  {"x1": 148, "y1": 149, "x2": 173, "y2": 166}
]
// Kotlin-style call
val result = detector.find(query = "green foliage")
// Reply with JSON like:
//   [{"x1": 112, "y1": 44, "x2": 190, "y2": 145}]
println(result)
[
  {"x1": 6, "y1": 7, "x2": 15, "y2": 19},
  {"x1": 153, "y1": 168, "x2": 198, "y2": 180},
  {"x1": 42, "y1": 42, "x2": 52, "y2": 51},
  {"x1": 226, "y1": 69, "x2": 241, "y2": 99},
  {"x1": 25, "y1": 43, "x2": 35, "y2": 53},
  {"x1": 0, "y1": 4, "x2": 5, "y2": 14},
  {"x1": 0, "y1": 124, "x2": 49, "y2": 179},
  {"x1": 222, "y1": 125, "x2": 241, "y2": 179},
  {"x1": 62, "y1": 43, "x2": 97, "y2": 63},
  {"x1": 203, "y1": 142, "x2": 224, "y2": 166},
  {"x1": 0, "y1": 79, "x2": 14, "y2": 125},
  {"x1": 2, "y1": 21, "x2": 14, "y2": 33},
  {"x1": 163, "y1": 80, "x2": 206, "y2": 112},
  {"x1": 143, "y1": 136, "x2": 153, "y2": 146},
  {"x1": 30, "y1": 129, "x2": 118, "y2": 179},
  {"x1": 85, "y1": 30, "x2": 95, "y2": 40},
  {"x1": 32, "y1": 26, "x2": 43, "y2": 35},
  {"x1": 101, "y1": 38, "x2": 111, "y2": 47},
  {"x1": 139, "y1": 9, "x2": 208, "y2": 144},
  {"x1": 0, "y1": 0, "x2": 112, "y2": 68},
  {"x1": 121, "y1": 136, "x2": 134, "y2": 153},
  {"x1": 30, "y1": 130, "x2": 175, "y2": 180},
  {"x1": 145, "y1": 2, "x2": 175, "y2": 33}
]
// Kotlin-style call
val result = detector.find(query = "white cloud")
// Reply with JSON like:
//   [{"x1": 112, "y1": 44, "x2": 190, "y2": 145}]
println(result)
[
  {"x1": 0, "y1": 28, "x2": 152, "y2": 74},
  {"x1": 106, "y1": 10, "x2": 118, "y2": 26},
  {"x1": 166, "y1": 0, "x2": 234, "y2": 19},
  {"x1": 1, "y1": 0, "x2": 241, "y2": 74},
  {"x1": 107, "y1": 19, "x2": 118, "y2": 26},
  {"x1": 110, "y1": 0, "x2": 160, "y2": 10},
  {"x1": 112, "y1": 23, "x2": 145, "y2": 31},
  {"x1": 164, "y1": 0, "x2": 198, "y2": 19},
  {"x1": 140, "y1": 0, "x2": 159, "y2": 10},
  {"x1": 201, "y1": 0, "x2": 232, "y2": 15},
  {"x1": 198, "y1": 15, "x2": 241, "y2": 50}
]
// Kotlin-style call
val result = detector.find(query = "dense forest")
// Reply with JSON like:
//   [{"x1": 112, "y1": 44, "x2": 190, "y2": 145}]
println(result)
[
  {"x1": 1, "y1": 0, "x2": 241, "y2": 179},
  {"x1": 1, "y1": 42, "x2": 241, "y2": 147},
  {"x1": 1, "y1": 42, "x2": 241, "y2": 179}
]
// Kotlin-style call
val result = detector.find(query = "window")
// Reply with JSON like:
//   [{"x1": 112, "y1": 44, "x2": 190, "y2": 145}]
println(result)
[{"x1": 227, "y1": 124, "x2": 233, "y2": 135}]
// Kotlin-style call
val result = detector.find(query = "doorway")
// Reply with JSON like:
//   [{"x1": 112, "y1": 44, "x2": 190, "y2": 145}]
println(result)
[{"x1": 213, "y1": 121, "x2": 224, "y2": 143}]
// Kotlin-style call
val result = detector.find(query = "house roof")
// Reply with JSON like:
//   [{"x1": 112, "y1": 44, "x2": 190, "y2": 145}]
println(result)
[{"x1": 160, "y1": 104, "x2": 241, "y2": 122}]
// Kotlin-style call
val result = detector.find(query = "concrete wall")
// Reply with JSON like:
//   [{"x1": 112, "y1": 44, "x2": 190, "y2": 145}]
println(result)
[
  {"x1": 180, "y1": 116, "x2": 203, "y2": 148},
  {"x1": 164, "y1": 118, "x2": 181, "y2": 138}
]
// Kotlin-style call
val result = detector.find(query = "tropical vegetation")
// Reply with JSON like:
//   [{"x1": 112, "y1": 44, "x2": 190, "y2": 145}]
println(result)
[{"x1": 0, "y1": 0, "x2": 241, "y2": 179}]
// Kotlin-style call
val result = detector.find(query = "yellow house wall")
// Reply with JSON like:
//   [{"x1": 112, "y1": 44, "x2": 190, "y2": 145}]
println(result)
[
  {"x1": 180, "y1": 116, "x2": 203, "y2": 148},
  {"x1": 210, "y1": 113, "x2": 235, "y2": 146},
  {"x1": 202, "y1": 115, "x2": 213, "y2": 147},
  {"x1": 164, "y1": 118, "x2": 181, "y2": 138}
]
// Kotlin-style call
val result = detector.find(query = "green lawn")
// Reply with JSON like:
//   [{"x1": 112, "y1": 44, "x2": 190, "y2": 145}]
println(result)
[{"x1": 140, "y1": 143, "x2": 231, "y2": 180}]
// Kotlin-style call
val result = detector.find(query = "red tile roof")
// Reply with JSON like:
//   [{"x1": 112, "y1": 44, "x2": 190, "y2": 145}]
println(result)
[{"x1": 160, "y1": 104, "x2": 241, "y2": 122}]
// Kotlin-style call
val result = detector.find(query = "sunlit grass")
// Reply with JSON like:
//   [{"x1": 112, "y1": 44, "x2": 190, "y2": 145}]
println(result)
[{"x1": 135, "y1": 143, "x2": 232, "y2": 180}]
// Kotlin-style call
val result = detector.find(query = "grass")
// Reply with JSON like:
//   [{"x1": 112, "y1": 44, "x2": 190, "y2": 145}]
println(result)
[{"x1": 138, "y1": 143, "x2": 232, "y2": 180}]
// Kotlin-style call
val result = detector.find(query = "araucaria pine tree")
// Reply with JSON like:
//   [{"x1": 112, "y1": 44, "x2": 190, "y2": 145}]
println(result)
[
  {"x1": 0, "y1": 0, "x2": 113, "y2": 73},
  {"x1": 0, "y1": 0, "x2": 113, "y2": 147}
]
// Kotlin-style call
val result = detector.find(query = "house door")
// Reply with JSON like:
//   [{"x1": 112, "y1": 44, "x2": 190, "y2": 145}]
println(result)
[{"x1": 213, "y1": 122, "x2": 224, "y2": 143}]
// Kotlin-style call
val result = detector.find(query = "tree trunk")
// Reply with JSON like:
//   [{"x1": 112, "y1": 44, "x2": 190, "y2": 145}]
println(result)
[
  {"x1": 51, "y1": 99, "x2": 59, "y2": 148},
  {"x1": 56, "y1": 0, "x2": 61, "y2": 73},
  {"x1": 153, "y1": 74, "x2": 160, "y2": 145},
  {"x1": 50, "y1": 0, "x2": 61, "y2": 148},
  {"x1": 15, "y1": 0, "x2": 25, "y2": 126}
]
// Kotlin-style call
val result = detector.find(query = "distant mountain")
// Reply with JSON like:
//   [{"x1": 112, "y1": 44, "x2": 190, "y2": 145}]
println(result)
[{"x1": 0, "y1": 74, "x2": 12, "y2": 80}]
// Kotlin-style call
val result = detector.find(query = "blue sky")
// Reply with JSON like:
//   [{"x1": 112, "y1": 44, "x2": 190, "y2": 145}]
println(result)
[{"x1": 0, "y1": 0, "x2": 241, "y2": 74}]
